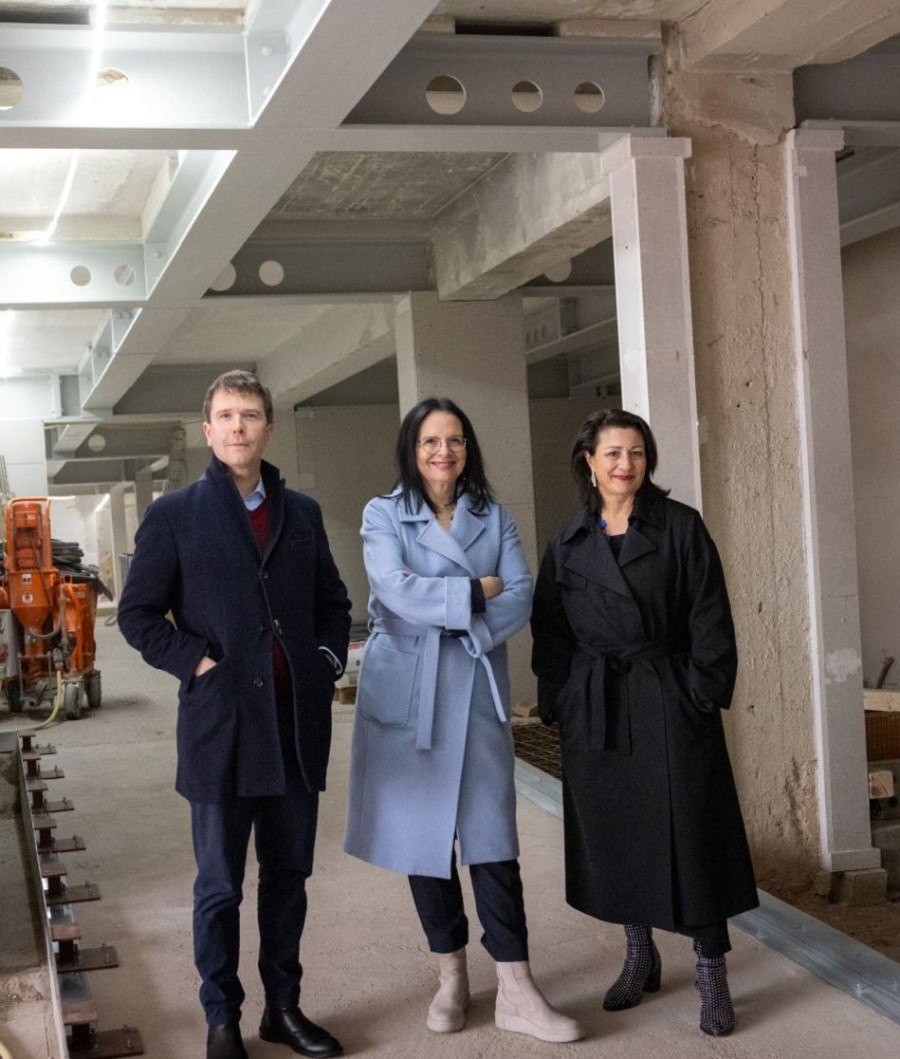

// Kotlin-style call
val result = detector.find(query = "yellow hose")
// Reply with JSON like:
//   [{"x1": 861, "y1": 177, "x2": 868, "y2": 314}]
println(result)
[{"x1": 32, "y1": 669, "x2": 63, "y2": 731}]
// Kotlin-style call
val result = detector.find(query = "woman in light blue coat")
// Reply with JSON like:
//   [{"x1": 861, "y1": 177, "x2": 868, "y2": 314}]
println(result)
[{"x1": 344, "y1": 397, "x2": 582, "y2": 1045}]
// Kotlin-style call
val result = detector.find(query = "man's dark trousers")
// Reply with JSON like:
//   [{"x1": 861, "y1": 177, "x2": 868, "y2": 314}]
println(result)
[{"x1": 190, "y1": 755, "x2": 318, "y2": 1026}]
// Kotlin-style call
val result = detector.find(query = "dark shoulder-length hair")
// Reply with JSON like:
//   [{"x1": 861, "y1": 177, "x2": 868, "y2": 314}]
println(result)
[
  {"x1": 570, "y1": 408, "x2": 669, "y2": 517},
  {"x1": 394, "y1": 397, "x2": 494, "y2": 514}
]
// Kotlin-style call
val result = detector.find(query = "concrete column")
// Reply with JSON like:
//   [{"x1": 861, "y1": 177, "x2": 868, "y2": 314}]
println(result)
[
  {"x1": 658, "y1": 59, "x2": 821, "y2": 885},
  {"x1": 785, "y1": 129, "x2": 880, "y2": 872},
  {"x1": 134, "y1": 468, "x2": 154, "y2": 522},
  {"x1": 395, "y1": 292, "x2": 537, "y2": 704},
  {"x1": 108, "y1": 483, "x2": 129, "y2": 602},
  {"x1": 606, "y1": 136, "x2": 701, "y2": 510}
]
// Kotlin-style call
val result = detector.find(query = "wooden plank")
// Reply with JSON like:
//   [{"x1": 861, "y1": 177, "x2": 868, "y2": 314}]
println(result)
[{"x1": 864, "y1": 689, "x2": 900, "y2": 713}]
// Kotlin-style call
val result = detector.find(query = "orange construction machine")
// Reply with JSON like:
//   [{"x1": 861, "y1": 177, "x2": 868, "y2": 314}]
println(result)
[{"x1": 1, "y1": 497, "x2": 109, "y2": 720}]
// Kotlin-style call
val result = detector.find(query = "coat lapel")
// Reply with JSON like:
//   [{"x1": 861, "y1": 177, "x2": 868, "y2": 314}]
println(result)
[
  {"x1": 204, "y1": 456, "x2": 261, "y2": 564},
  {"x1": 563, "y1": 518, "x2": 633, "y2": 600},
  {"x1": 403, "y1": 493, "x2": 483, "y2": 577},
  {"x1": 618, "y1": 523, "x2": 656, "y2": 567}
]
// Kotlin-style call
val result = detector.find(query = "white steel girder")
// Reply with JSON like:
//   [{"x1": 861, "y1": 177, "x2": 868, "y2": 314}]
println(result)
[{"x1": 1, "y1": 0, "x2": 441, "y2": 415}]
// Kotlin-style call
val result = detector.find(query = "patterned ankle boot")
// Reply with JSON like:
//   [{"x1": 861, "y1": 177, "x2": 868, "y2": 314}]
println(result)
[
  {"x1": 603, "y1": 924, "x2": 662, "y2": 1011},
  {"x1": 694, "y1": 942, "x2": 735, "y2": 1036}
]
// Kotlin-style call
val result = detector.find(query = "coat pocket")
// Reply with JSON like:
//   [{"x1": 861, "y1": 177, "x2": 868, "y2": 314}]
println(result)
[{"x1": 357, "y1": 639, "x2": 418, "y2": 727}]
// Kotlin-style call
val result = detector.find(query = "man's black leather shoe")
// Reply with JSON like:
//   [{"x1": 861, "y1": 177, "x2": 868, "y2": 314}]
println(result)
[
  {"x1": 259, "y1": 1006, "x2": 343, "y2": 1057},
  {"x1": 207, "y1": 1022, "x2": 248, "y2": 1059}
]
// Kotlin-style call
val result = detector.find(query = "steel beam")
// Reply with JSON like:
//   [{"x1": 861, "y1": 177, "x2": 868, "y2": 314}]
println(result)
[
  {"x1": 0, "y1": 24, "x2": 249, "y2": 130},
  {"x1": 837, "y1": 147, "x2": 900, "y2": 247},
  {"x1": 795, "y1": 41, "x2": 900, "y2": 126},
  {"x1": 345, "y1": 34, "x2": 660, "y2": 128},
  {"x1": 0, "y1": 244, "x2": 146, "y2": 308},
  {"x1": 211, "y1": 240, "x2": 431, "y2": 297}
]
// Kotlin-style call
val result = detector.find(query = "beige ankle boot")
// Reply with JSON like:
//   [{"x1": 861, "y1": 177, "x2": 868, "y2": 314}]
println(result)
[
  {"x1": 427, "y1": 948, "x2": 469, "y2": 1033},
  {"x1": 495, "y1": 961, "x2": 583, "y2": 1043}
]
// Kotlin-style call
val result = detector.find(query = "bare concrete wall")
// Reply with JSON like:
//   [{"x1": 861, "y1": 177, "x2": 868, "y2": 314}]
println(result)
[
  {"x1": 844, "y1": 227, "x2": 900, "y2": 692},
  {"x1": 529, "y1": 395, "x2": 612, "y2": 554},
  {"x1": 294, "y1": 404, "x2": 398, "y2": 627},
  {"x1": 660, "y1": 50, "x2": 819, "y2": 885}
]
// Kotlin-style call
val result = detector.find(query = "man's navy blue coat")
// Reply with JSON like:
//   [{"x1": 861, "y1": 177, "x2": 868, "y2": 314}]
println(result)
[{"x1": 118, "y1": 454, "x2": 351, "y2": 802}]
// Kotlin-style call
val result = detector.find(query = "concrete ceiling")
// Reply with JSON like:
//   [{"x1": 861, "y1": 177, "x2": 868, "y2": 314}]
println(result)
[{"x1": 0, "y1": 0, "x2": 898, "y2": 492}]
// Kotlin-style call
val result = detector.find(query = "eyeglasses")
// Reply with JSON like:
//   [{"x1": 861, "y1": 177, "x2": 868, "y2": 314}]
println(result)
[{"x1": 417, "y1": 435, "x2": 467, "y2": 456}]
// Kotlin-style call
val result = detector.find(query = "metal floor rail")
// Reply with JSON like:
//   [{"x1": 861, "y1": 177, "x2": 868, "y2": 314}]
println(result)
[
  {"x1": 514, "y1": 756, "x2": 900, "y2": 1028},
  {"x1": 13, "y1": 729, "x2": 144, "y2": 1058}
]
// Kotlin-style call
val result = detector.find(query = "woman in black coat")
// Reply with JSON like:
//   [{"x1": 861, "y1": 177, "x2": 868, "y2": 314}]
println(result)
[{"x1": 531, "y1": 409, "x2": 758, "y2": 1037}]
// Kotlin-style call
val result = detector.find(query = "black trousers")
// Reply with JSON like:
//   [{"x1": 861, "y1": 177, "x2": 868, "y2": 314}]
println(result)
[
  {"x1": 675, "y1": 922, "x2": 731, "y2": 958},
  {"x1": 190, "y1": 756, "x2": 318, "y2": 1025},
  {"x1": 408, "y1": 850, "x2": 529, "y2": 962}
]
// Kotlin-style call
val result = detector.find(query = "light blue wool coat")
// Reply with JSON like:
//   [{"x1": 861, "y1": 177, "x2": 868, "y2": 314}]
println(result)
[{"x1": 343, "y1": 489, "x2": 532, "y2": 878}]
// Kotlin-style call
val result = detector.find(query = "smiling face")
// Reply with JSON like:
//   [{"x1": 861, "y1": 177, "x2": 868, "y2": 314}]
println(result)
[
  {"x1": 202, "y1": 388, "x2": 273, "y2": 482},
  {"x1": 415, "y1": 410, "x2": 467, "y2": 502},
  {"x1": 585, "y1": 426, "x2": 647, "y2": 505}
]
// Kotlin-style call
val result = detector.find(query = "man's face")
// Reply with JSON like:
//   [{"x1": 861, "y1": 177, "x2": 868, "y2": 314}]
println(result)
[{"x1": 203, "y1": 389, "x2": 272, "y2": 479}]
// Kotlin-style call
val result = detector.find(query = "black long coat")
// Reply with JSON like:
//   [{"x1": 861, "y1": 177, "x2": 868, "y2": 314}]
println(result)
[
  {"x1": 118, "y1": 455, "x2": 351, "y2": 802},
  {"x1": 531, "y1": 491, "x2": 758, "y2": 930}
]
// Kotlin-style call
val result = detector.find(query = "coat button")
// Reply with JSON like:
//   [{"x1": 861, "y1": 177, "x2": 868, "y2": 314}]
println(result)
[
  {"x1": 253, "y1": 676, "x2": 264, "y2": 688},
  {"x1": 261, "y1": 572, "x2": 269, "y2": 580}
]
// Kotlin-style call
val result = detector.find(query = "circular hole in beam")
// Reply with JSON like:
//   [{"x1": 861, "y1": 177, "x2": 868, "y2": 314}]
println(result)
[
  {"x1": 574, "y1": 81, "x2": 605, "y2": 114},
  {"x1": 0, "y1": 67, "x2": 24, "y2": 111},
  {"x1": 70, "y1": 266, "x2": 92, "y2": 287},
  {"x1": 543, "y1": 260, "x2": 573, "y2": 283},
  {"x1": 210, "y1": 263, "x2": 237, "y2": 292},
  {"x1": 426, "y1": 75, "x2": 466, "y2": 115},
  {"x1": 114, "y1": 264, "x2": 136, "y2": 286},
  {"x1": 259, "y1": 260, "x2": 284, "y2": 287},
  {"x1": 512, "y1": 80, "x2": 542, "y2": 113}
]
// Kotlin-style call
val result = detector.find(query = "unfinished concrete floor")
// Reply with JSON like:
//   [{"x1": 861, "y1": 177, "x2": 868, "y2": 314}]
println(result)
[{"x1": 2, "y1": 618, "x2": 899, "y2": 1059}]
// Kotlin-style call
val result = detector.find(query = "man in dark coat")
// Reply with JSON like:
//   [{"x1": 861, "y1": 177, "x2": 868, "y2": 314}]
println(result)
[{"x1": 118, "y1": 371, "x2": 351, "y2": 1059}]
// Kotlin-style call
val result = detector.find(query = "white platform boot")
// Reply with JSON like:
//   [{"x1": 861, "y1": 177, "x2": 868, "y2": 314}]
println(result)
[
  {"x1": 495, "y1": 961, "x2": 583, "y2": 1043},
  {"x1": 427, "y1": 948, "x2": 470, "y2": 1033}
]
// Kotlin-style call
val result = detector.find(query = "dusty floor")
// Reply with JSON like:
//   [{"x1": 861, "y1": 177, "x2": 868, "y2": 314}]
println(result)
[
  {"x1": 513, "y1": 723, "x2": 900, "y2": 965},
  {"x1": 1, "y1": 621, "x2": 899, "y2": 1059}
]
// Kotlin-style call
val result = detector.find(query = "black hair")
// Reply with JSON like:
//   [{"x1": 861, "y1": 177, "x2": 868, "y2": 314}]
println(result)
[
  {"x1": 570, "y1": 408, "x2": 669, "y2": 517},
  {"x1": 394, "y1": 397, "x2": 494, "y2": 514}
]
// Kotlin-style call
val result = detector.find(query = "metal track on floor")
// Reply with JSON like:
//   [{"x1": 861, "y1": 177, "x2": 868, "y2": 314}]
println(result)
[{"x1": 514, "y1": 757, "x2": 900, "y2": 1028}]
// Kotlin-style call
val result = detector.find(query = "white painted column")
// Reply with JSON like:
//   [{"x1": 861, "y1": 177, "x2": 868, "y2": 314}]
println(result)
[
  {"x1": 134, "y1": 468, "x2": 154, "y2": 522},
  {"x1": 785, "y1": 129, "x2": 880, "y2": 872},
  {"x1": 606, "y1": 136, "x2": 701, "y2": 510},
  {"x1": 395, "y1": 292, "x2": 537, "y2": 704},
  {"x1": 108, "y1": 483, "x2": 129, "y2": 603}
]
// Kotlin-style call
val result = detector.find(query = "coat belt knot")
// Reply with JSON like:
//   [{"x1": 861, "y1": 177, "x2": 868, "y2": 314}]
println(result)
[{"x1": 578, "y1": 636, "x2": 689, "y2": 753}]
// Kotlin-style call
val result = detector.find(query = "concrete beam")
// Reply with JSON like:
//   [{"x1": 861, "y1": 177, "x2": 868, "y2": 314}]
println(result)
[
  {"x1": 679, "y1": 0, "x2": 900, "y2": 72},
  {"x1": 430, "y1": 135, "x2": 681, "y2": 302},
  {"x1": 258, "y1": 302, "x2": 397, "y2": 406}
]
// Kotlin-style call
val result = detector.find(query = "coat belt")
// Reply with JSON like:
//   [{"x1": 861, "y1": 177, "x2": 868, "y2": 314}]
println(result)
[
  {"x1": 371, "y1": 617, "x2": 506, "y2": 750},
  {"x1": 577, "y1": 637, "x2": 689, "y2": 753}
]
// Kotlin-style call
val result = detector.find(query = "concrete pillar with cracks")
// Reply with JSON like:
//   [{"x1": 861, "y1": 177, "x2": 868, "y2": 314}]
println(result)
[
  {"x1": 658, "y1": 52, "x2": 822, "y2": 884},
  {"x1": 785, "y1": 128, "x2": 880, "y2": 873}
]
